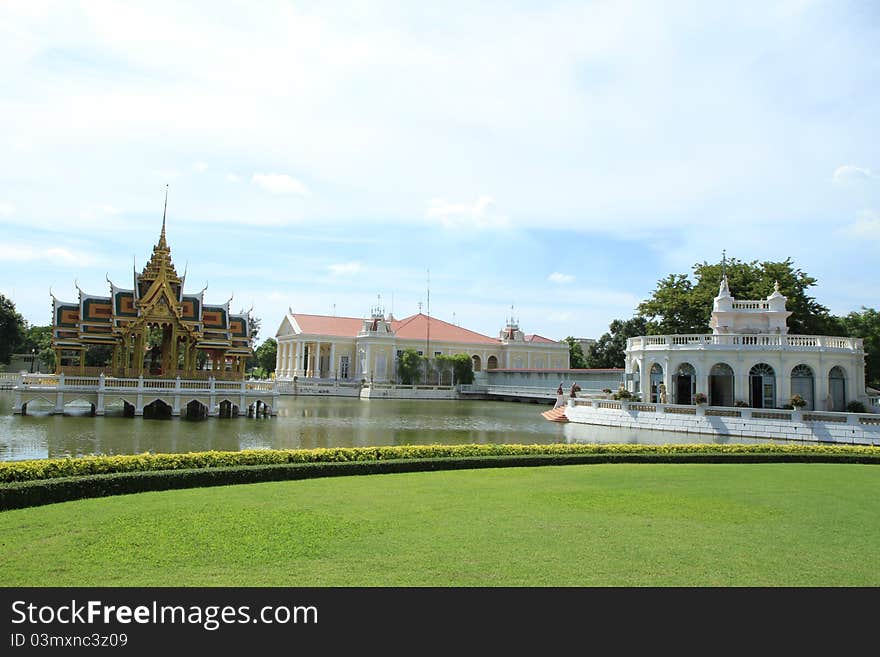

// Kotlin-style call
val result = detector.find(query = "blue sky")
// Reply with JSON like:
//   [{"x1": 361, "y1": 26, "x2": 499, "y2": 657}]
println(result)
[{"x1": 1, "y1": 0, "x2": 878, "y2": 343}]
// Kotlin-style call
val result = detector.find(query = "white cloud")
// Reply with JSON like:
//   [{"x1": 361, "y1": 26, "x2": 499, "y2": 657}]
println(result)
[
  {"x1": 328, "y1": 261, "x2": 363, "y2": 276},
  {"x1": 0, "y1": 202, "x2": 14, "y2": 215},
  {"x1": 425, "y1": 195, "x2": 510, "y2": 230},
  {"x1": 252, "y1": 173, "x2": 309, "y2": 196},
  {"x1": 842, "y1": 210, "x2": 880, "y2": 240},
  {"x1": 225, "y1": 173, "x2": 241, "y2": 183},
  {"x1": 193, "y1": 161, "x2": 208, "y2": 173},
  {"x1": 0, "y1": 244, "x2": 93, "y2": 266},
  {"x1": 833, "y1": 165, "x2": 873, "y2": 185},
  {"x1": 77, "y1": 204, "x2": 119, "y2": 219},
  {"x1": 548, "y1": 272, "x2": 575, "y2": 284}
]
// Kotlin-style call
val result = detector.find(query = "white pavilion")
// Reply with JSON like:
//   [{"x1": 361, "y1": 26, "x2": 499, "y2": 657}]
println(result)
[{"x1": 624, "y1": 278, "x2": 867, "y2": 411}]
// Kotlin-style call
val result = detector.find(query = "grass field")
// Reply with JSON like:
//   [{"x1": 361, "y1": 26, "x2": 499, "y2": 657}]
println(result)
[{"x1": 1, "y1": 463, "x2": 878, "y2": 586}]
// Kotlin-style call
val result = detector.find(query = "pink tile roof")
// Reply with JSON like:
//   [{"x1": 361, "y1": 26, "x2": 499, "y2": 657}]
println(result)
[
  {"x1": 291, "y1": 312, "x2": 501, "y2": 344},
  {"x1": 292, "y1": 313, "x2": 365, "y2": 337},
  {"x1": 525, "y1": 334, "x2": 558, "y2": 344},
  {"x1": 391, "y1": 313, "x2": 500, "y2": 345}
]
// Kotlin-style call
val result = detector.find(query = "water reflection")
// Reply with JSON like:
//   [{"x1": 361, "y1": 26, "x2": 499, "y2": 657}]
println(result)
[{"x1": 0, "y1": 391, "x2": 783, "y2": 461}]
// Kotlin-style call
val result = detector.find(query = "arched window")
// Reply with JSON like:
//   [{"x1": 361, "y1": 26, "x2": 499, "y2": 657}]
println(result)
[
  {"x1": 472, "y1": 355, "x2": 482, "y2": 372},
  {"x1": 674, "y1": 362, "x2": 696, "y2": 405},
  {"x1": 709, "y1": 363, "x2": 734, "y2": 407},
  {"x1": 828, "y1": 366, "x2": 846, "y2": 411},
  {"x1": 650, "y1": 363, "x2": 664, "y2": 403},
  {"x1": 791, "y1": 364, "x2": 815, "y2": 410},
  {"x1": 487, "y1": 355, "x2": 498, "y2": 370},
  {"x1": 749, "y1": 363, "x2": 776, "y2": 409}
]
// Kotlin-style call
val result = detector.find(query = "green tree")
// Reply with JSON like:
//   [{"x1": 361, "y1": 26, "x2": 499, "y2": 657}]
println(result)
[
  {"x1": 397, "y1": 348, "x2": 423, "y2": 384},
  {"x1": 637, "y1": 257, "x2": 840, "y2": 336},
  {"x1": 450, "y1": 353, "x2": 475, "y2": 385},
  {"x1": 586, "y1": 316, "x2": 648, "y2": 369},
  {"x1": 839, "y1": 307, "x2": 880, "y2": 389},
  {"x1": 254, "y1": 338, "x2": 277, "y2": 376},
  {"x1": 20, "y1": 325, "x2": 55, "y2": 370},
  {"x1": 0, "y1": 294, "x2": 26, "y2": 365},
  {"x1": 564, "y1": 337, "x2": 587, "y2": 369}
]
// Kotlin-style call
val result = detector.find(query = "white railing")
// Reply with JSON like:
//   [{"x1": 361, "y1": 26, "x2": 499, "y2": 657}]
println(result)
[
  {"x1": 14, "y1": 374, "x2": 278, "y2": 395},
  {"x1": 731, "y1": 301, "x2": 769, "y2": 310},
  {"x1": 628, "y1": 334, "x2": 863, "y2": 351}
]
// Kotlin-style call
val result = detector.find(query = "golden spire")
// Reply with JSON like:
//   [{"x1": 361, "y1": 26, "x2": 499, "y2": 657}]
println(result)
[{"x1": 140, "y1": 185, "x2": 180, "y2": 283}]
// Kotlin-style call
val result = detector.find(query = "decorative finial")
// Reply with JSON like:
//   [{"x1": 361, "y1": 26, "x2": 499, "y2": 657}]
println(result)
[
  {"x1": 774, "y1": 280, "x2": 780, "y2": 293},
  {"x1": 161, "y1": 184, "x2": 169, "y2": 244},
  {"x1": 721, "y1": 249, "x2": 727, "y2": 280},
  {"x1": 288, "y1": 305, "x2": 293, "y2": 315}
]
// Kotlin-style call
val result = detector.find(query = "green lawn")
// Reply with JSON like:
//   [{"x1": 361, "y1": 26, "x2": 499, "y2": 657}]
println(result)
[{"x1": 1, "y1": 463, "x2": 878, "y2": 586}]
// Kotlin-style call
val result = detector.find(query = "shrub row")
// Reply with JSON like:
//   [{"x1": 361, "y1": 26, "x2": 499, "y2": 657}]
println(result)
[
  {"x1": 1, "y1": 442, "x2": 878, "y2": 484},
  {"x1": 2, "y1": 450, "x2": 879, "y2": 511}
]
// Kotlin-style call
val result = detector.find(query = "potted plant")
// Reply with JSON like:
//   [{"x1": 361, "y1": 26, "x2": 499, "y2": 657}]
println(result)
[
  {"x1": 693, "y1": 392, "x2": 708, "y2": 405},
  {"x1": 790, "y1": 394, "x2": 807, "y2": 409}
]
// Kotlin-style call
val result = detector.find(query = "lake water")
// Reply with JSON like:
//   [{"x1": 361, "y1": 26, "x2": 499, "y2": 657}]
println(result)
[{"x1": 0, "y1": 391, "x2": 782, "y2": 461}]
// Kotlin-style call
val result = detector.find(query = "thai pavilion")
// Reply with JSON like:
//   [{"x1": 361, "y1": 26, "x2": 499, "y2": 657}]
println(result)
[
  {"x1": 50, "y1": 212, "x2": 253, "y2": 380},
  {"x1": 274, "y1": 305, "x2": 569, "y2": 382},
  {"x1": 624, "y1": 277, "x2": 868, "y2": 411}
]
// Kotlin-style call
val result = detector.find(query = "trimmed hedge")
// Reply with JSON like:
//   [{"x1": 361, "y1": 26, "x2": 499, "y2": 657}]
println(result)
[
  {"x1": 2, "y1": 442, "x2": 879, "y2": 484},
  {"x1": 1, "y1": 447, "x2": 879, "y2": 511}
]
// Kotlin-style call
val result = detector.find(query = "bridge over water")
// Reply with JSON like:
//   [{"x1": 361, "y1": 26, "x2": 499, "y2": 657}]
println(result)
[{"x1": 10, "y1": 373, "x2": 279, "y2": 418}]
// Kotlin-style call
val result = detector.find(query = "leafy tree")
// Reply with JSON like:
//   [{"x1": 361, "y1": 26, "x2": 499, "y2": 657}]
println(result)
[
  {"x1": 396, "y1": 348, "x2": 423, "y2": 384},
  {"x1": 434, "y1": 353, "x2": 475, "y2": 385},
  {"x1": 637, "y1": 257, "x2": 840, "y2": 336},
  {"x1": 450, "y1": 353, "x2": 475, "y2": 385},
  {"x1": 20, "y1": 325, "x2": 55, "y2": 370},
  {"x1": 564, "y1": 337, "x2": 588, "y2": 369},
  {"x1": 248, "y1": 315, "x2": 261, "y2": 342},
  {"x1": 586, "y1": 316, "x2": 648, "y2": 369},
  {"x1": 254, "y1": 338, "x2": 277, "y2": 375},
  {"x1": 0, "y1": 294, "x2": 26, "y2": 365},
  {"x1": 839, "y1": 307, "x2": 880, "y2": 389},
  {"x1": 84, "y1": 345, "x2": 113, "y2": 367}
]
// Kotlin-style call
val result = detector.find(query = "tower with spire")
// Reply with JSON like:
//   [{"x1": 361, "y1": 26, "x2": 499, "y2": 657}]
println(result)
[{"x1": 50, "y1": 188, "x2": 254, "y2": 379}]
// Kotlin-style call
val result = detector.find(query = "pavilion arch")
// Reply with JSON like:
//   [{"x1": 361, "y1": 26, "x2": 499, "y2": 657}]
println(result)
[
  {"x1": 828, "y1": 366, "x2": 847, "y2": 411},
  {"x1": 472, "y1": 355, "x2": 482, "y2": 372},
  {"x1": 748, "y1": 363, "x2": 776, "y2": 409},
  {"x1": 217, "y1": 398, "x2": 240, "y2": 419},
  {"x1": 143, "y1": 398, "x2": 172, "y2": 420},
  {"x1": 185, "y1": 399, "x2": 210, "y2": 420},
  {"x1": 673, "y1": 362, "x2": 696, "y2": 405},
  {"x1": 791, "y1": 364, "x2": 815, "y2": 410},
  {"x1": 19, "y1": 395, "x2": 55, "y2": 416},
  {"x1": 247, "y1": 398, "x2": 272, "y2": 418},
  {"x1": 63, "y1": 396, "x2": 96, "y2": 416},
  {"x1": 708, "y1": 362, "x2": 734, "y2": 407},
  {"x1": 487, "y1": 355, "x2": 498, "y2": 370}
]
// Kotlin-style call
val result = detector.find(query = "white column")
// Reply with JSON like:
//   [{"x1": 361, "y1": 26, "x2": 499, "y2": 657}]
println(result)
[
  {"x1": 639, "y1": 361, "x2": 650, "y2": 402},
  {"x1": 295, "y1": 341, "x2": 303, "y2": 376},
  {"x1": 330, "y1": 342, "x2": 336, "y2": 378},
  {"x1": 365, "y1": 343, "x2": 372, "y2": 380},
  {"x1": 527, "y1": 352, "x2": 531, "y2": 369},
  {"x1": 315, "y1": 341, "x2": 322, "y2": 377}
]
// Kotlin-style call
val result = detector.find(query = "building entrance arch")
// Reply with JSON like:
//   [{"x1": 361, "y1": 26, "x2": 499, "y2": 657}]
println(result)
[
  {"x1": 674, "y1": 362, "x2": 695, "y2": 405},
  {"x1": 791, "y1": 364, "x2": 815, "y2": 410},
  {"x1": 749, "y1": 363, "x2": 776, "y2": 409},
  {"x1": 709, "y1": 363, "x2": 734, "y2": 407},
  {"x1": 829, "y1": 366, "x2": 846, "y2": 411}
]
